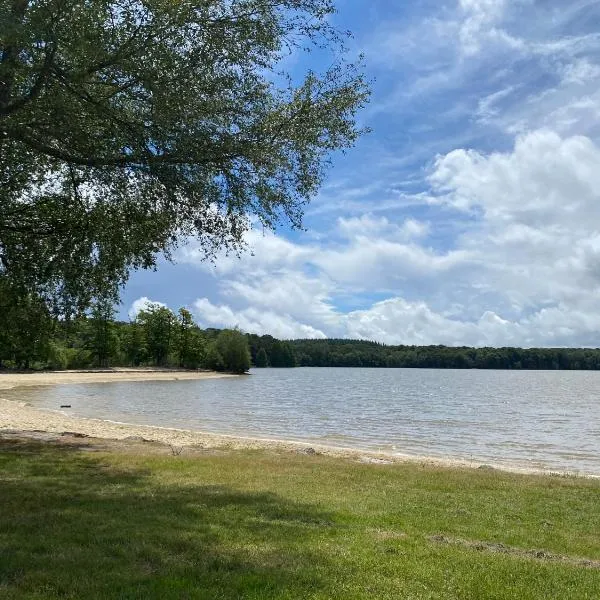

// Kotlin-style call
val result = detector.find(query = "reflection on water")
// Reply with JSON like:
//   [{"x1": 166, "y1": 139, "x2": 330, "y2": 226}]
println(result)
[{"x1": 7, "y1": 368, "x2": 600, "y2": 474}]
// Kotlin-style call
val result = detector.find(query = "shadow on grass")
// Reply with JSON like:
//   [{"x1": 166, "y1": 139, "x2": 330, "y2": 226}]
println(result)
[{"x1": 0, "y1": 440, "x2": 337, "y2": 599}]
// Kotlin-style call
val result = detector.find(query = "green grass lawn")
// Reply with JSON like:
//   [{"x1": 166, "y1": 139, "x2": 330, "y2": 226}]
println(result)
[{"x1": 0, "y1": 438, "x2": 599, "y2": 599}]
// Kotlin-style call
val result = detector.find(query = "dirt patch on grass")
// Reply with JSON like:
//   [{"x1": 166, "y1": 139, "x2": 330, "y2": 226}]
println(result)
[
  {"x1": 0, "y1": 430, "x2": 228, "y2": 457},
  {"x1": 429, "y1": 534, "x2": 600, "y2": 569}
]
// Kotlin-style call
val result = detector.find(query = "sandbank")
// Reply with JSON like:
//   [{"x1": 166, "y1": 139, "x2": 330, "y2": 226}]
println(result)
[{"x1": 0, "y1": 368, "x2": 236, "y2": 390}]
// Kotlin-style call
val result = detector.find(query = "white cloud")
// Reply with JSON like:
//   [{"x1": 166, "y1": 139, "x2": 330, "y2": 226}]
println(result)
[
  {"x1": 182, "y1": 128, "x2": 600, "y2": 347},
  {"x1": 560, "y1": 58, "x2": 600, "y2": 85},
  {"x1": 337, "y1": 215, "x2": 430, "y2": 241},
  {"x1": 142, "y1": 3, "x2": 600, "y2": 349},
  {"x1": 193, "y1": 298, "x2": 327, "y2": 339},
  {"x1": 128, "y1": 296, "x2": 168, "y2": 320}
]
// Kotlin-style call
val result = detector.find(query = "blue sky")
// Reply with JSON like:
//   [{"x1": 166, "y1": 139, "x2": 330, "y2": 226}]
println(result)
[{"x1": 122, "y1": 0, "x2": 600, "y2": 347}]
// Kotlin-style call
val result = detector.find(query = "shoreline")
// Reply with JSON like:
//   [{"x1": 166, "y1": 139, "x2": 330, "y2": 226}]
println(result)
[
  {"x1": 0, "y1": 370, "x2": 596, "y2": 479},
  {"x1": 0, "y1": 368, "x2": 238, "y2": 391}
]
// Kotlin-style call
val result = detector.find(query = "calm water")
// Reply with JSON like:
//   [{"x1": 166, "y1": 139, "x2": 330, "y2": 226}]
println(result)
[{"x1": 8, "y1": 368, "x2": 600, "y2": 474}]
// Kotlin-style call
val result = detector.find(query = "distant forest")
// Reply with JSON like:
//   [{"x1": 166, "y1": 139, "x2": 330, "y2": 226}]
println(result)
[{"x1": 2, "y1": 299, "x2": 600, "y2": 371}]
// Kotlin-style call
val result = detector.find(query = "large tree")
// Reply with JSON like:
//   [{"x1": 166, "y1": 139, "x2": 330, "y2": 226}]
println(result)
[
  {"x1": 136, "y1": 302, "x2": 176, "y2": 366},
  {"x1": 0, "y1": 0, "x2": 369, "y2": 314}
]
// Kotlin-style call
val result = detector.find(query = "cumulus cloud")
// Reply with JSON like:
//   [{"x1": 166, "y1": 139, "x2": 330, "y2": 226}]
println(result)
[
  {"x1": 182, "y1": 128, "x2": 600, "y2": 347},
  {"x1": 128, "y1": 296, "x2": 168, "y2": 320},
  {"x1": 193, "y1": 298, "x2": 327, "y2": 340},
  {"x1": 129, "y1": 3, "x2": 600, "y2": 348}
]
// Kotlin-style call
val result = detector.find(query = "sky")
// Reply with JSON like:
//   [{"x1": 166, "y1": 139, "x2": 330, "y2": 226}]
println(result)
[{"x1": 121, "y1": 0, "x2": 600, "y2": 347}]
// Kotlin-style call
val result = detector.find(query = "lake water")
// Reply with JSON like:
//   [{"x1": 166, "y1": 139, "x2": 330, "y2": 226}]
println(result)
[{"x1": 8, "y1": 368, "x2": 600, "y2": 474}]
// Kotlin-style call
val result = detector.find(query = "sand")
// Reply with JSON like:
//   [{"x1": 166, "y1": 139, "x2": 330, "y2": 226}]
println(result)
[
  {"x1": 0, "y1": 368, "x2": 458, "y2": 465},
  {"x1": 0, "y1": 368, "x2": 236, "y2": 390},
  {"x1": 0, "y1": 369, "x2": 593, "y2": 476}
]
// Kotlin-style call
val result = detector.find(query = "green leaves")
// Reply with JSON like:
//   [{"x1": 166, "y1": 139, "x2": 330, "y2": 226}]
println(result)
[{"x1": 0, "y1": 0, "x2": 369, "y2": 314}]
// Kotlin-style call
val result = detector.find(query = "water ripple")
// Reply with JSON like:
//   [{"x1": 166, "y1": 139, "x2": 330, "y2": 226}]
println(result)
[{"x1": 8, "y1": 367, "x2": 600, "y2": 474}]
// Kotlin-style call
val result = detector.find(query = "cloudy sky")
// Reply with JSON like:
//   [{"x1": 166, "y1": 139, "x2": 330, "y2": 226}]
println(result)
[{"x1": 122, "y1": 0, "x2": 600, "y2": 347}]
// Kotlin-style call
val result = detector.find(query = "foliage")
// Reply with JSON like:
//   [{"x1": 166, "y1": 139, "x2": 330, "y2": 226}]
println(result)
[
  {"x1": 135, "y1": 303, "x2": 177, "y2": 366},
  {"x1": 215, "y1": 329, "x2": 251, "y2": 373},
  {"x1": 0, "y1": 279, "x2": 53, "y2": 368},
  {"x1": 255, "y1": 347, "x2": 269, "y2": 367},
  {"x1": 203, "y1": 342, "x2": 225, "y2": 372},
  {"x1": 175, "y1": 308, "x2": 205, "y2": 369},
  {"x1": 6, "y1": 301, "x2": 600, "y2": 372},
  {"x1": 122, "y1": 321, "x2": 146, "y2": 366},
  {"x1": 0, "y1": 0, "x2": 369, "y2": 314},
  {"x1": 288, "y1": 338, "x2": 600, "y2": 370},
  {"x1": 269, "y1": 340, "x2": 296, "y2": 367},
  {"x1": 46, "y1": 340, "x2": 69, "y2": 370},
  {"x1": 83, "y1": 300, "x2": 120, "y2": 367}
]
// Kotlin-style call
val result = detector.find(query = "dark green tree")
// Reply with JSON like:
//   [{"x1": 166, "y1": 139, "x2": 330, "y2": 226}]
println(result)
[
  {"x1": 270, "y1": 340, "x2": 296, "y2": 367},
  {"x1": 84, "y1": 300, "x2": 119, "y2": 367},
  {"x1": 136, "y1": 303, "x2": 176, "y2": 366},
  {"x1": 122, "y1": 321, "x2": 146, "y2": 366},
  {"x1": 0, "y1": 279, "x2": 53, "y2": 368},
  {"x1": 255, "y1": 347, "x2": 269, "y2": 368},
  {"x1": 175, "y1": 307, "x2": 205, "y2": 369},
  {"x1": 0, "y1": 0, "x2": 369, "y2": 314},
  {"x1": 203, "y1": 342, "x2": 225, "y2": 372},
  {"x1": 214, "y1": 329, "x2": 251, "y2": 373}
]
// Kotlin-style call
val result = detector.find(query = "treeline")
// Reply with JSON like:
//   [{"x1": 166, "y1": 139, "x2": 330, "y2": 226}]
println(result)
[
  {"x1": 224, "y1": 335, "x2": 600, "y2": 371},
  {"x1": 287, "y1": 339, "x2": 600, "y2": 370},
  {"x1": 0, "y1": 299, "x2": 251, "y2": 374},
  {"x1": 4, "y1": 295, "x2": 600, "y2": 372}
]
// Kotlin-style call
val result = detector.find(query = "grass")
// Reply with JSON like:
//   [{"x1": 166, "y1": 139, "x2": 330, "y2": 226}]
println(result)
[{"x1": 0, "y1": 439, "x2": 599, "y2": 599}]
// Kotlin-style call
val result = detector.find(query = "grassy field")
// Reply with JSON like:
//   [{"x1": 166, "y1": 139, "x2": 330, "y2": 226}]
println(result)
[{"x1": 0, "y1": 438, "x2": 599, "y2": 599}]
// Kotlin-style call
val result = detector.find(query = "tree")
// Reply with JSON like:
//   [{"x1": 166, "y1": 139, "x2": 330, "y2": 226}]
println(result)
[
  {"x1": 203, "y1": 342, "x2": 225, "y2": 372},
  {"x1": 0, "y1": 279, "x2": 53, "y2": 368},
  {"x1": 255, "y1": 347, "x2": 269, "y2": 368},
  {"x1": 270, "y1": 340, "x2": 296, "y2": 367},
  {"x1": 136, "y1": 303, "x2": 176, "y2": 366},
  {"x1": 122, "y1": 320, "x2": 146, "y2": 366},
  {"x1": 84, "y1": 300, "x2": 119, "y2": 367},
  {"x1": 175, "y1": 308, "x2": 205, "y2": 369},
  {"x1": 214, "y1": 329, "x2": 251, "y2": 373},
  {"x1": 0, "y1": 0, "x2": 369, "y2": 314}
]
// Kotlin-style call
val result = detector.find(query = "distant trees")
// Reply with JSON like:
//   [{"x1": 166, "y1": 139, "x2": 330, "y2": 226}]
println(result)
[
  {"x1": 6, "y1": 299, "x2": 600, "y2": 373},
  {"x1": 0, "y1": 280, "x2": 53, "y2": 369},
  {"x1": 255, "y1": 348, "x2": 269, "y2": 368},
  {"x1": 122, "y1": 321, "x2": 146, "y2": 367},
  {"x1": 286, "y1": 339, "x2": 600, "y2": 370},
  {"x1": 132, "y1": 303, "x2": 206, "y2": 369},
  {"x1": 270, "y1": 341, "x2": 296, "y2": 367},
  {"x1": 176, "y1": 308, "x2": 205, "y2": 369},
  {"x1": 247, "y1": 334, "x2": 296, "y2": 368}
]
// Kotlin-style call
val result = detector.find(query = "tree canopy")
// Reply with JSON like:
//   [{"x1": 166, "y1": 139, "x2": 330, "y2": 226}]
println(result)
[{"x1": 0, "y1": 0, "x2": 369, "y2": 314}]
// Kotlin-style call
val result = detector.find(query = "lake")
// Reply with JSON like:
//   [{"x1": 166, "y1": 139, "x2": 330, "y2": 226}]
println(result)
[{"x1": 8, "y1": 368, "x2": 600, "y2": 474}]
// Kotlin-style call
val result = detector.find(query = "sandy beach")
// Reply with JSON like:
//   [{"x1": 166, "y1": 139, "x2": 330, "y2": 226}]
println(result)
[
  {"x1": 0, "y1": 369, "x2": 592, "y2": 476},
  {"x1": 0, "y1": 368, "x2": 467, "y2": 468},
  {"x1": 0, "y1": 368, "x2": 236, "y2": 390}
]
